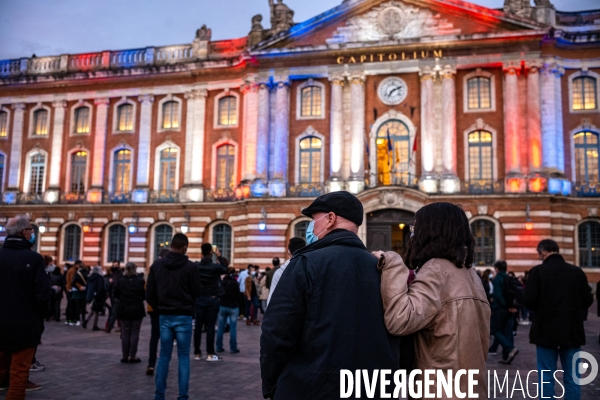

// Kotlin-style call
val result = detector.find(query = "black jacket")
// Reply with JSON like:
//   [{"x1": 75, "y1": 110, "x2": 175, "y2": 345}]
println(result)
[
  {"x1": 86, "y1": 272, "x2": 106, "y2": 304},
  {"x1": 260, "y1": 230, "x2": 404, "y2": 400},
  {"x1": 0, "y1": 235, "x2": 51, "y2": 351},
  {"x1": 219, "y1": 274, "x2": 239, "y2": 308},
  {"x1": 146, "y1": 251, "x2": 202, "y2": 316},
  {"x1": 50, "y1": 271, "x2": 65, "y2": 299},
  {"x1": 115, "y1": 274, "x2": 146, "y2": 320},
  {"x1": 196, "y1": 256, "x2": 228, "y2": 297},
  {"x1": 524, "y1": 254, "x2": 593, "y2": 347}
]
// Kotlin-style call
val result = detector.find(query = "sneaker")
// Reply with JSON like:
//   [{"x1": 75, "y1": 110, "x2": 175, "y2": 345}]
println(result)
[
  {"x1": 30, "y1": 360, "x2": 45, "y2": 372},
  {"x1": 146, "y1": 366, "x2": 155, "y2": 376},
  {"x1": 499, "y1": 348, "x2": 519, "y2": 365},
  {"x1": 194, "y1": 354, "x2": 202, "y2": 360},
  {"x1": 206, "y1": 354, "x2": 223, "y2": 362},
  {"x1": 488, "y1": 351, "x2": 498, "y2": 356},
  {"x1": 25, "y1": 380, "x2": 42, "y2": 392},
  {"x1": 230, "y1": 349, "x2": 240, "y2": 354},
  {"x1": 69, "y1": 322, "x2": 75, "y2": 326},
  {"x1": 64, "y1": 321, "x2": 70, "y2": 325},
  {"x1": 75, "y1": 321, "x2": 81, "y2": 326}
]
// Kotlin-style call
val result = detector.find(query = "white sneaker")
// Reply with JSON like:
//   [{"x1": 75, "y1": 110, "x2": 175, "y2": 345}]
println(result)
[
  {"x1": 206, "y1": 354, "x2": 223, "y2": 362},
  {"x1": 30, "y1": 361, "x2": 45, "y2": 372},
  {"x1": 75, "y1": 321, "x2": 81, "y2": 326},
  {"x1": 194, "y1": 353, "x2": 202, "y2": 360}
]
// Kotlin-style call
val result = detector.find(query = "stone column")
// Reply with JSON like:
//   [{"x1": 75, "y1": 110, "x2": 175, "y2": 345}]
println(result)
[
  {"x1": 3, "y1": 103, "x2": 25, "y2": 204},
  {"x1": 526, "y1": 64, "x2": 542, "y2": 173},
  {"x1": 540, "y1": 64, "x2": 557, "y2": 172},
  {"x1": 554, "y1": 67, "x2": 565, "y2": 174},
  {"x1": 181, "y1": 89, "x2": 207, "y2": 202},
  {"x1": 348, "y1": 74, "x2": 365, "y2": 194},
  {"x1": 418, "y1": 68, "x2": 438, "y2": 193},
  {"x1": 328, "y1": 75, "x2": 344, "y2": 192},
  {"x1": 45, "y1": 100, "x2": 67, "y2": 203},
  {"x1": 255, "y1": 82, "x2": 270, "y2": 179},
  {"x1": 87, "y1": 98, "x2": 109, "y2": 203},
  {"x1": 440, "y1": 66, "x2": 460, "y2": 194},
  {"x1": 133, "y1": 94, "x2": 154, "y2": 203},
  {"x1": 503, "y1": 63, "x2": 524, "y2": 192},
  {"x1": 241, "y1": 81, "x2": 259, "y2": 181},
  {"x1": 272, "y1": 76, "x2": 290, "y2": 181}
]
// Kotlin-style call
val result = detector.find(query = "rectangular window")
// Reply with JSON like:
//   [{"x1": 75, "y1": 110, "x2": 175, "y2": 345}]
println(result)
[
  {"x1": 108, "y1": 225, "x2": 126, "y2": 263},
  {"x1": 218, "y1": 97, "x2": 237, "y2": 126},
  {"x1": 162, "y1": 101, "x2": 180, "y2": 129},
  {"x1": 159, "y1": 148, "x2": 178, "y2": 191},
  {"x1": 33, "y1": 110, "x2": 48, "y2": 136},
  {"x1": 572, "y1": 77, "x2": 597, "y2": 111},
  {"x1": 71, "y1": 151, "x2": 87, "y2": 194},
  {"x1": 301, "y1": 86, "x2": 322, "y2": 117},
  {"x1": 0, "y1": 112, "x2": 7, "y2": 137},
  {"x1": 216, "y1": 145, "x2": 235, "y2": 189},
  {"x1": 117, "y1": 104, "x2": 134, "y2": 131},
  {"x1": 74, "y1": 107, "x2": 90, "y2": 134},
  {"x1": 113, "y1": 150, "x2": 131, "y2": 194},
  {"x1": 467, "y1": 77, "x2": 491, "y2": 110},
  {"x1": 30, "y1": 153, "x2": 45, "y2": 195},
  {"x1": 63, "y1": 225, "x2": 81, "y2": 262}
]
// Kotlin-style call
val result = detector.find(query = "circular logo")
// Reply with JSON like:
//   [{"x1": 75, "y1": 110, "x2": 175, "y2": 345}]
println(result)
[
  {"x1": 377, "y1": 77, "x2": 408, "y2": 106},
  {"x1": 378, "y1": 7, "x2": 405, "y2": 36}
]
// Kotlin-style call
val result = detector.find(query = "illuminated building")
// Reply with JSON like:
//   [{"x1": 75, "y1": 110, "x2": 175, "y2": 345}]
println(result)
[{"x1": 0, "y1": 0, "x2": 599, "y2": 277}]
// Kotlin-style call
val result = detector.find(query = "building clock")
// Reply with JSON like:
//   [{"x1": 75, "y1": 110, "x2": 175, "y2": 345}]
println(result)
[{"x1": 378, "y1": 77, "x2": 408, "y2": 106}]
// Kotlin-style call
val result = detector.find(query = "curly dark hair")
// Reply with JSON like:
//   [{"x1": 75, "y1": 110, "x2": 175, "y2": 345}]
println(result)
[{"x1": 404, "y1": 202, "x2": 475, "y2": 270}]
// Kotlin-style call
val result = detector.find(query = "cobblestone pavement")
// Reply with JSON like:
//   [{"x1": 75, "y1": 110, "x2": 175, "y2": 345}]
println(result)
[{"x1": 2, "y1": 304, "x2": 599, "y2": 399}]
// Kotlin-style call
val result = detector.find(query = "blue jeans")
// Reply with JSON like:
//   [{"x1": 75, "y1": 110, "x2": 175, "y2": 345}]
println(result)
[
  {"x1": 154, "y1": 315, "x2": 192, "y2": 400},
  {"x1": 216, "y1": 306, "x2": 238, "y2": 352},
  {"x1": 536, "y1": 345, "x2": 581, "y2": 400},
  {"x1": 492, "y1": 310, "x2": 515, "y2": 359}
]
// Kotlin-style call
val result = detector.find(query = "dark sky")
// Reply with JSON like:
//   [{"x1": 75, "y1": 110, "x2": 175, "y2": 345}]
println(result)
[{"x1": 0, "y1": 0, "x2": 597, "y2": 60}]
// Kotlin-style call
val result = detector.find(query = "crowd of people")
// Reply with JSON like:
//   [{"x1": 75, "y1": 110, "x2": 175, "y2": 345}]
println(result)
[{"x1": 0, "y1": 192, "x2": 598, "y2": 399}]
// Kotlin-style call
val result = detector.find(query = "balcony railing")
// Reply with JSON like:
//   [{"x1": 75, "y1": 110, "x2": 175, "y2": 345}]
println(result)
[
  {"x1": 60, "y1": 192, "x2": 87, "y2": 204},
  {"x1": 17, "y1": 193, "x2": 44, "y2": 204},
  {"x1": 463, "y1": 180, "x2": 504, "y2": 194},
  {"x1": 149, "y1": 190, "x2": 179, "y2": 203},
  {"x1": 205, "y1": 188, "x2": 238, "y2": 202},
  {"x1": 574, "y1": 181, "x2": 600, "y2": 197},
  {"x1": 288, "y1": 183, "x2": 325, "y2": 197},
  {"x1": 104, "y1": 192, "x2": 131, "y2": 204}
]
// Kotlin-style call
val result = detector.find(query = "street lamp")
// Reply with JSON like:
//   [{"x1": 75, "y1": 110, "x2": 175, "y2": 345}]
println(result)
[
  {"x1": 181, "y1": 211, "x2": 190, "y2": 234},
  {"x1": 258, "y1": 207, "x2": 267, "y2": 232},
  {"x1": 525, "y1": 204, "x2": 533, "y2": 231},
  {"x1": 128, "y1": 213, "x2": 139, "y2": 234}
]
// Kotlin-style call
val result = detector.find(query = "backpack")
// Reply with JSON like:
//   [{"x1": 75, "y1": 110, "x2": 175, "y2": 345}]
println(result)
[{"x1": 504, "y1": 275, "x2": 524, "y2": 307}]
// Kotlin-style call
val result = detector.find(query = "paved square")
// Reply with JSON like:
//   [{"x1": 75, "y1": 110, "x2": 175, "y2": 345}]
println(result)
[{"x1": 2, "y1": 304, "x2": 599, "y2": 399}]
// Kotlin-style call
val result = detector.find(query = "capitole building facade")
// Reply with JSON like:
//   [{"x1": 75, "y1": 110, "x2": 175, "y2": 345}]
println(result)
[{"x1": 0, "y1": 0, "x2": 599, "y2": 277}]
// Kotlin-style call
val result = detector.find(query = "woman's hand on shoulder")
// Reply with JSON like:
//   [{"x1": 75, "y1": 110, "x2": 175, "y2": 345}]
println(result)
[{"x1": 371, "y1": 251, "x2": 405, "y2": 271}]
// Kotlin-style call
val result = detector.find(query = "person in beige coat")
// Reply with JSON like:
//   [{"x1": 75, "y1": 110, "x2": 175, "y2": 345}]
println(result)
[{"x1": 374, "y1": 202, "x2": 491, "y2": 399}]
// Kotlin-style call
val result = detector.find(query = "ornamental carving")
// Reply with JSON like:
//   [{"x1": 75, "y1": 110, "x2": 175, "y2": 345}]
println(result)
[
  {"x1": 327, "y1": 1, "x2": 460, "y2": 44},
  {"x1": 378, "y1": 190, "x2": 405, "y2": 208}
]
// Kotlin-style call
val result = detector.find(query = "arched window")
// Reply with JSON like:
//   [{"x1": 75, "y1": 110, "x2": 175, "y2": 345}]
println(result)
[
  {"x1": 216, "y1": 145, "x2": 235, "y2": 189},
  {"x1": 574, "y1": 131, "x2": 599, "y2": 183},
  {"x1": 0, "y1": 154, "x2": 4, "y2": 192},
  {"x1": 213, "y1": 224, "x2": 232, "y2": 262},
  {"x1": 159, "y1": 148, "x2": 178, "y2": 192},
  {"x1": 117, "y1": 104, "x2": 134, "y2": 132},
  {"x1": 294, "y1": 221, "x2": 309, "y2": 239},
  {"x1": 29, "y1": 153, "x2": 46, "y2": 195},
  {"x1": 218, "y1": 96, "x2": 237, "y2": 126},
  {"x1": 467, "y1": 77, "x2": 491, "y2": 110},
  {"x1": 154, "y1": 224, "x2": 173, "y2": 260},
  {"x1": 468, "y1": 130, "x2": 493, "y2": 184},
  {"x1": 301, "y1": 86, "x2": 322, "y2": 117},
  {"x1": 162, "y1": 101, "x2": 180, "y2": 129},
  {"x1": 299, "y1": 136, "x2": 322, "y2": 183},
  {"x1": 579, "y1": 221, "x2": 600, "y2": 268},
  {"x1": 0, "y1": 111, "x2": 7, "y2": 137},
  {"x1": 471, "y1": 220, "x2": 495, "y2": 266},
  {"x1": 71, "y1": 151, "x2": 87, "y2": 194},
  {"x1": 63, "y1": 225, "x2": 81, "y2": 262},
  {"x1": 33, "y1": 109, "x2": 49, "y2": 136},
  {"x1": 572, "y1": 76, "x2": 597, "y2": 111},
  {"x1": 376, "y1": 120, "x2": 411, "y2": 186},
  {"x1": 113, "y1": 149, "x2": 131, "y2": 194},
  {"x1": 108, "y1": 224, "x2": 126, "y2": 263},
  {"x1": 74, "y1": 107, "x2": 90, "y2": 134}
]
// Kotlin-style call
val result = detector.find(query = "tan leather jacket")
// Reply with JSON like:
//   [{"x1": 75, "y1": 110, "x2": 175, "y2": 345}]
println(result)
[{"x1": 379, "y1": 252, "x2": 491, "y2": 399}]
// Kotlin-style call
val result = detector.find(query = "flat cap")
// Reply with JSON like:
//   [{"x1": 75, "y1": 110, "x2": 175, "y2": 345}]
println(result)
[{"x1": 301, "y1": 191, "x2": 363, "y2": 226}]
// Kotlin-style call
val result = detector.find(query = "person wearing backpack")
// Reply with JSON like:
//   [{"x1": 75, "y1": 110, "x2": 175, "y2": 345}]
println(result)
[
  {"x1": 524, "y1": 239, "x2": 593, "y2": 400},
  {"x1": 490, "y1": 260, "x2": 519, "y2": 364}
]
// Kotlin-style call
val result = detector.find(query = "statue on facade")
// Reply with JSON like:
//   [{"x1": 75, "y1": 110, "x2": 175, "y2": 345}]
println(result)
[
  {"x1": 269, "y1": 0, "x2": 295, "y2": 35},
  {"x1": 195, "y1": 24, "x2": 212, "y2": 41},
  {"x1": 248, "y1": 14, "x2": 266, "y2": 47},
  {"x1": 503, "y1": 0, "x2": 532, "y2": 18}
]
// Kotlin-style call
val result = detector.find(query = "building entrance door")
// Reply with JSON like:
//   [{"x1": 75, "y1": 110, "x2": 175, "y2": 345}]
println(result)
[{"x1": 366, "y1": 209, "x2": 415, "y2": 254}]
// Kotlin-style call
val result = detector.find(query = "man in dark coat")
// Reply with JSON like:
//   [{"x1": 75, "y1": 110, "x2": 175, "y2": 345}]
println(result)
[
  {"x1": 490, "y1": 260, "x2": 519, "y2": 364},
  {"x1": 524, "y1": 239, "x2": 593, "y2": 400},
  {"x1": 146, "y1": 233, "x2": 202, "y2": 400},
  {"x1": 260, "y1": 191, "x2": 403, "y2": 400},
  {"x1": 0, "y1": 215, "x2": 50, "y2": 398},
  {"x1": 193, "y1": 243, "x2": 228, "y2": 361}
]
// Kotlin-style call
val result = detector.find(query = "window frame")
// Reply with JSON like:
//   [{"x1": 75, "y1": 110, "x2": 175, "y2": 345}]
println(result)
[
  {"x1": 112, "y1": 98, "x2": 137, "y2": 134},
  {"x1": 61, "y1": 223, "x2": 82, "y2": 263},
  {"x1": 152, "y1": 223, "x2": 174, "y2": 263},
  {"x1": 23, "y1": 149, "x2": 48, "y2": 195},
  {"x1": 467, "y1": 130, "x2": 494, "y2": 182},
  {"x1": 470, "y1": 217, "x2": 500, "y2": 267},
  {"x1": 211, "y1": 138, "x2": 238, "y2": 190},
  {"x1": 295, "y1": 127, "x2": 325, "y2": 185},
  {"x1": 463, "y1": 119, "x2": 499, "y2": 183},
  {"x1": 157, "y1": 95, "x2": 183, "y2": 133},
  {"x1": 569, "y1": 71, "x2": 599, "y2": 113},
  {"x1": 576, "y1": 219, "x2": 600, "y2": 269},
  {"x1": 463, "y1": 69, "x2": 496, "y2": 113},
  {"x1": 109, "y1": 146, "x2": 134, "y2": 195},
  {"x1": 104, "y1": 222, "x2": 128, "y2": 266},
  {"x1": 68, "y1": 148, "x2": 89, "y2": 195},
  {"x1": 29, "y1": 104, "x2": 51, "y2": 138},
  {"x1": 573, "y1": 130, "x2": 599, "y2": 183},
  {"x1": 213, "y1": 91, "x2": 240, "y2": 129},
  {"x1": 292, "y1": 218, "x2": 311, "y2": 240},
  {"x1": 0, "y1": 107, "x2": 10, "y2": 139},
  {"x1": 296, "y1": 79, "x2": 326, "y2": 121},
  {"x1": 153, "y1": 141, "x2": 181, "y2": 192},
  {"x1": 211, "y1": 222, "x2": 233, "y2": 264},
  {"x1": 69, "y1": 101, "x2": 93, "y2": 136}
]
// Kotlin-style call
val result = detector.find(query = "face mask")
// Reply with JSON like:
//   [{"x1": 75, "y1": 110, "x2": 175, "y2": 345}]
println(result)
[
  {"x1": 305, "y1": 215, "x2": 328, "y2": 245},
  {"x1": 46, "y1": 265, "x2": 55, "y2": 273},
  {"x1": 489, "y1": 274, "x2": 494, "y2": 279},
  {"x1": 29, "y1": 233, "x2": 36, "y2": 244},
  {"x1": 251, "y1": 271, "x2": 256, "y2": 276}
]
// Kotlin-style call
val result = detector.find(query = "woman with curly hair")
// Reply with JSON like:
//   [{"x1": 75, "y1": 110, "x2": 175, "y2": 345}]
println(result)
[{"x1": 373, "y1": 202, "x2": 491, "y2": 398}]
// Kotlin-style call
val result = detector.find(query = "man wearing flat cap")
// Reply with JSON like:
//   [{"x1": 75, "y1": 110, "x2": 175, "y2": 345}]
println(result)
[{"x1": 260, "y1": 191, "x2": 405, "y2": 400}]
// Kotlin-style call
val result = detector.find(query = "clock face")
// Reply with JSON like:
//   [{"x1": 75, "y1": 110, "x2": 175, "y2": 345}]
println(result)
[{"x1": 378, "y1": 77, "x2": 408, "y2": 106}]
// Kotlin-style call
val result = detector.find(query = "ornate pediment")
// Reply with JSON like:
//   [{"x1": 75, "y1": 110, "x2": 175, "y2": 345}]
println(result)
[{"x1": 327, "y1": 1, "x2": 460, "y2": 44}]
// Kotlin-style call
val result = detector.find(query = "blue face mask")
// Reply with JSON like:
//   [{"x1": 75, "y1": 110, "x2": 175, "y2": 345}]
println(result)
[
  {"x1": 29, "y1": 233, "x2": 36, "y2": 244},
  {"x1": 305, "y1": 215, "x2": 328, "y2": 245}
]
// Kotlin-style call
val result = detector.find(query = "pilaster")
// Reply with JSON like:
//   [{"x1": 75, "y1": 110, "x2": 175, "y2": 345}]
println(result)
[
  {"x1": 327, "y1": 74, "x2": 345, "y2": 193},
  {"x1": 133, "y1": 94, "x2": 154, "y2": 203},
  {"x1": 418, "y1": 67, "x2": 438, "y2": 194},
  {"x1": 503, "y1": 62, "x2": 525, "y2": 193},
  {"x1": 440, "y1": 66, "x2": 460, "y2": 194},
  {"x1": 348, "y1": 73, "x2": 365, "y2": 194},
  {"x1": 181, "y1": 89, "x2": 207, "y2": 202},
  {"x1": 87, "y1": 97, "x2": 110, "y2": 204},
  {"x1": 4, "y1": 103, "x2": 25, "y2": 204},
  {"x1": 45, "y1": 100, "x2": 67, "y2": 204},
  {"x1": 241, "y1": 79, "x2": 259, "y2": 181}
]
